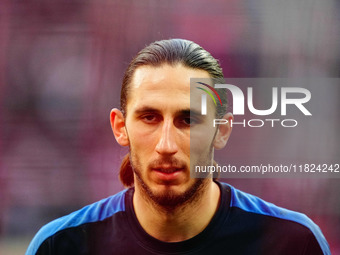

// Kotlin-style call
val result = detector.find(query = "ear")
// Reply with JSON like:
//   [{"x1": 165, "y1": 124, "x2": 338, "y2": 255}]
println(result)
[
  {"x1": 213, "y1": 113, "x2": 233, "y2": 150},
  {"x1": 110, "y1": 108, "x2": 129, "y2": 146}
]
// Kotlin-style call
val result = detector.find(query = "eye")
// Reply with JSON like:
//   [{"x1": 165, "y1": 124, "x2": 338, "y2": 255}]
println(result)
[
  {"x1": 183, "y1": 117, "x2": 192, "y2": 125},
  {"x1": 141, "y1": 114, "x2": 160, "y2": 124},
  {"x1": 177, "y1": 116, "x2": 197, "y2": 127}
]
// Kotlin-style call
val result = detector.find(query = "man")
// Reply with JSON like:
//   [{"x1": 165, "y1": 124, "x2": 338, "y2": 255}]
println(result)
[{"x1": 26, "y1": 39, "x2": 330, "y2": 254}]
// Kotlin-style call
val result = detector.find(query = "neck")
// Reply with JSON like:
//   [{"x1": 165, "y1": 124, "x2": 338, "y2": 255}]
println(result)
[{"x1": 133, "y1": 180, "x2": 221, "y2": 242}]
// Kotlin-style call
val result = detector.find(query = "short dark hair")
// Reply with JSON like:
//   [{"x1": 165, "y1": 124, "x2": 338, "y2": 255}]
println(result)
[{"x1": 119, "y1": 39, "x2": 227, "y2": 187}]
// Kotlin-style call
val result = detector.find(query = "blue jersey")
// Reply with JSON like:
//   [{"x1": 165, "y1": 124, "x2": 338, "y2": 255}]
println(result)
[{"x1": 26, "y1": 182, "x2": 330, "y2": 254}]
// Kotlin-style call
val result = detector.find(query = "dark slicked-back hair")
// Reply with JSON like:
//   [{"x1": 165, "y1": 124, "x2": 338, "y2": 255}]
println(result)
[{"x1": 119, "y1": 39, "x2": 227, "y2": 187}]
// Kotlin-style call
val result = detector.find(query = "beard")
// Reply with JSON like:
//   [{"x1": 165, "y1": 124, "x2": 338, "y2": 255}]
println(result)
[{"x1": 129, "y1": 147, "x2": 213, "y2": 210}]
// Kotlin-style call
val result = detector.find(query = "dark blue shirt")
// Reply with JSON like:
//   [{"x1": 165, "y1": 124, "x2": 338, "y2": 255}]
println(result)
[{"x1": 26, "y1": 182, "x2": 330, "y2": 254}]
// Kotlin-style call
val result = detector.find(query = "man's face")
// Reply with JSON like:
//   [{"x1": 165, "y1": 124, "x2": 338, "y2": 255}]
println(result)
[{"x1": 124, "y1": 64, "x2": 218, "y2": 208}]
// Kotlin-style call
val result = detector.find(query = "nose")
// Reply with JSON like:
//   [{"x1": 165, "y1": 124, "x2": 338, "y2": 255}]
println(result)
[{"x1": 155, "y1": 119, "x2": 178, "y2": 155}]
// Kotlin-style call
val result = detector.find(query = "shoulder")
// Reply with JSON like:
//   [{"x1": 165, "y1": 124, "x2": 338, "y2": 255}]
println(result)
[
  {"x1": 25, "y1": 189, "x2": 128, "y2": 255},
  {"x1": 220, "y1": 182, "x2": 330, "y2": 255}
]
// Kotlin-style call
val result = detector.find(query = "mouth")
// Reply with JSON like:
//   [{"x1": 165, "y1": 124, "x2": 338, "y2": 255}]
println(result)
[
  {"x1": 153, "y1": 167, "x2": 182, "y2": 174},
  {"x1": 152, "y1": 167, "x2": 184, "y2": 182}
]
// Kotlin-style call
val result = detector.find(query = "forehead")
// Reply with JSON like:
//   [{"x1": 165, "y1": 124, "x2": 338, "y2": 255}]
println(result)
[{"x1": 127, "y1": 64, "x2": 211, "y2": 112}]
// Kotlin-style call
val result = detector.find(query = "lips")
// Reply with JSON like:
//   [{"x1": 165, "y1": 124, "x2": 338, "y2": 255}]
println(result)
[
  {"x1": 152, "y1": 166, "x2": 184, "y2": 182},
  {"x1": 153, "y1": 167, "x2": 182, "y2": 174}
]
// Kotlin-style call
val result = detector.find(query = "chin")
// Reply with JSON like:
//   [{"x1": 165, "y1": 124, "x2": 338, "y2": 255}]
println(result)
[{"x1": 142, "y1": 178, "x2": 208, "y2": 209}]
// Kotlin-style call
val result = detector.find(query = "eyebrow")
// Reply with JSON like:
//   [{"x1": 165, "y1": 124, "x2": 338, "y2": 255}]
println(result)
[
  {"x1": 133, "y1": 106, "x2": 160, "y2": 115},
  {"x1": 187, "y1": 109, "x2": 201, "y2": 117},
  {"x1": 133, "y1": 106, "x2": 201, "y2": 117}
]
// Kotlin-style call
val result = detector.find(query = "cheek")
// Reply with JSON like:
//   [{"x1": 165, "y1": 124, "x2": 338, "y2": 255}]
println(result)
[
  {"x1": 126, "y1": 120, "x2": 157, "y2": 146},
  {"x1": 190, "y1": 122, "x2": 216, "y2": 144},
  {"x1": 127, "y1": 129, "x2": 160, "y2": 166},
  {"x1": 129, "y1": 133, "x2": 154, "y2": 152},
  {"x1": 190, "y1": 138, "x2": 213, "y2": 157},
  {"x1": 190, "y1": 127, "x2": 216, "y2": 158}
]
